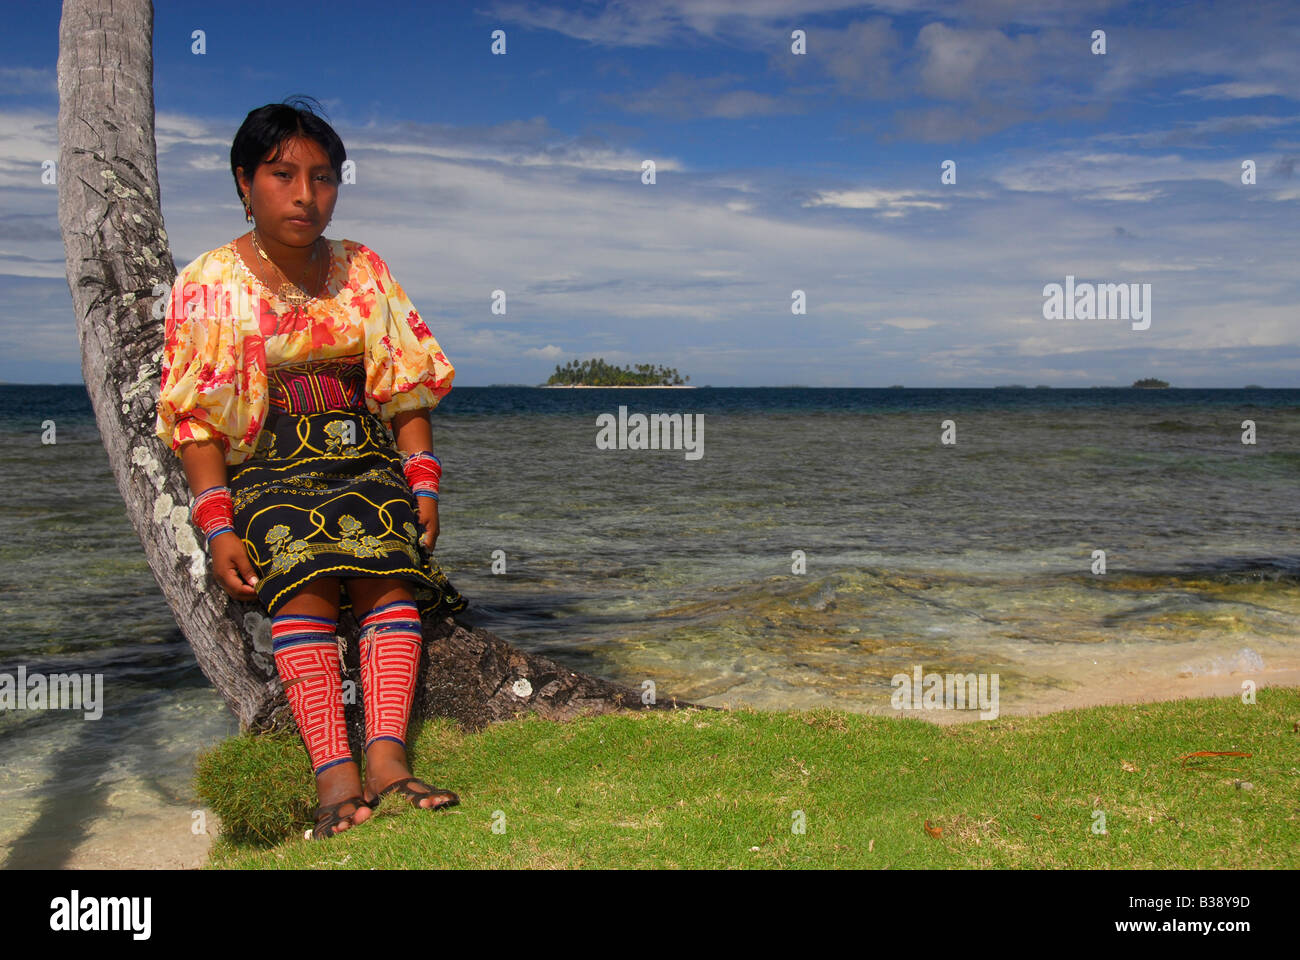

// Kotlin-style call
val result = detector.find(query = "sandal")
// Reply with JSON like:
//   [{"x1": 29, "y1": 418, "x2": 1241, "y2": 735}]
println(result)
[
  {"x1": 308, "y1": 795, "x2": 372, "y2": 840},
  {"x1": 368, "y1": 777, "x2": 459, "y2": 811}
]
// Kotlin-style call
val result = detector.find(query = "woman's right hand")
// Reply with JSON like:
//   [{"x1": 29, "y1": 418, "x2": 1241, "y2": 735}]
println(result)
[{"x1": 210, "y1": 532, "x2": 260, "y2": 601}]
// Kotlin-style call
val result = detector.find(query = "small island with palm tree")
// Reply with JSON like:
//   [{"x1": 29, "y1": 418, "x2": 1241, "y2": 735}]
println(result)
[{"x1": 543, "y1": 357, "x2": 694, "y2": 387}]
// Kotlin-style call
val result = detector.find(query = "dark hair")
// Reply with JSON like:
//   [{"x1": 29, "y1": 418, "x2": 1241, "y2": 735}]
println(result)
[{"x1": 230, "y1": 95, "x2": 346, "y2": 208}]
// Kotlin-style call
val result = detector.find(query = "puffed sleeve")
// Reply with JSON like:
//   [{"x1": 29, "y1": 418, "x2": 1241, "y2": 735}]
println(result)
[
  {"x1": 362, "y1": 246, "x2": 455, "y2": 425},
  {"x1": 154, "y1": 261, "x2": 239, "y2": 458}
]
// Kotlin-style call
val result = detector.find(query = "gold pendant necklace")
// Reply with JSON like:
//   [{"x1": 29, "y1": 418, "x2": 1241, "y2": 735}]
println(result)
[{"x1": 250, "y1": 229, "x2": 322, "y2": 307}]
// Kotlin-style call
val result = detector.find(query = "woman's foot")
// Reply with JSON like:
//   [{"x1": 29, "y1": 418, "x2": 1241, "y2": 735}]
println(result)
[
  {"x1": 312, "y1": 760, "x2": 373, "y2": 837},
  {"x1": 363, "y1": 740, "x2": 457, "y2": 810}
]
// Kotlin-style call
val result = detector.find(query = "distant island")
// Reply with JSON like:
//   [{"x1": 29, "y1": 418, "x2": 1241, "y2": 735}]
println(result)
[
  {"x1": 1132, "y1": 378, "x2": 1170, "y2": 388},
  {"x1": 545, "y1": 357, "x2": 693, "y2": 387}
]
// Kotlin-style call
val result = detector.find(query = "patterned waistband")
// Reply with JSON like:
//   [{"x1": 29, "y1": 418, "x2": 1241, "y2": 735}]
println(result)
[{"x1": 268, "y1": 356, "x2": 366, "y2": 414}]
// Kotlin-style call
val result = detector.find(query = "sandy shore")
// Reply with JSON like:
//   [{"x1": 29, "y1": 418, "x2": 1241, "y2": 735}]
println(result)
[
  {"x1": 65, "y1": 810, "x2": 215, "y2": 870},
  {"x1": 873, "y1": 666, "x2": 1300, "y2": 726}
]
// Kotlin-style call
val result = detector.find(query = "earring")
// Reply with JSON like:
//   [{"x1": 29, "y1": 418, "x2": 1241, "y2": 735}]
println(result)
[{"x1": 242, "y1": 194, "x2": 252, "y2": 223}]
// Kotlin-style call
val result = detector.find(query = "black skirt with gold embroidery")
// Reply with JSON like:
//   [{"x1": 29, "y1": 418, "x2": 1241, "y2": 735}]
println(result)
[{"x1": 226, "y1": 359, "x2": 466, "y2": 619}]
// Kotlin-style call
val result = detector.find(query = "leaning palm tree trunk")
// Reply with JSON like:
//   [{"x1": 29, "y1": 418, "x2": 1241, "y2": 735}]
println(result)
[{"x1": 56, "y1": 0, "x2": 695, "y2": 742}]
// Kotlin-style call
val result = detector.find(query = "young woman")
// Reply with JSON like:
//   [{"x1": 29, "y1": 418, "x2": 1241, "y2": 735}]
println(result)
[{"x1": 155, "y1": 97, "x2": 464, "y2": 839}]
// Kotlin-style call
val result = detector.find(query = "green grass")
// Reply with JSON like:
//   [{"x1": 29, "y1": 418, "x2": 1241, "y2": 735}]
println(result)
[{"x1": 197, "y1": 688, "x2": 1299, "y2": 868}]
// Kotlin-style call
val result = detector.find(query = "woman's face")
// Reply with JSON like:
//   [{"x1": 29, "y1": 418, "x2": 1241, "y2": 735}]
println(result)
[{"x1": 236, "y1": 135, "x2": 339, "y2": 246}]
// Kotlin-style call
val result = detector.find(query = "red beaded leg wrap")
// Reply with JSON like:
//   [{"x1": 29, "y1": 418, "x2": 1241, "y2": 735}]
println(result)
[
  {"x1": 358, "y1": 600, "x2": 423, "y2": 750},
  {"x1": 271, "y1": 614, "x2": 353, "y2": 775}
]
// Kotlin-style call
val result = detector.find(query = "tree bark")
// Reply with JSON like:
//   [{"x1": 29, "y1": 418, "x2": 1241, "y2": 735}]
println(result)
[{"x1": 56, "y1": 0, "x2": 705, "y2": 741}]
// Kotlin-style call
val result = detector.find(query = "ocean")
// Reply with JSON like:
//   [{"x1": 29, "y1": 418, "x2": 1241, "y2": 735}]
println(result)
[{"x1": 2, "y1": 385, "x2": 1298, "y2": 866}]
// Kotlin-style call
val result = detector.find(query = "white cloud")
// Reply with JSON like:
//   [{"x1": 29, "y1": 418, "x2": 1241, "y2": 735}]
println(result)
[
  {"x1": 1180, "y1": 82, "x2": 1285, "y2": 100},
  {"x1": 803, "y1": 188, "x2": 947, "y2": 213},
  {"x1": 1113, "y1": 260, "x2": 1202, "y2": 273},
  {"x1": 915, "y1": 22, "x2": 1041, "y2": 102},
  {"x1": 879, "y1": 316, "x2": 938, "y2": 330},
  {"x1": 1082, "y1": 187, "x2": 1165, "y2": 203},
  {"x1": 525, "y1": 344, "x2": 566, "y2": 358}
]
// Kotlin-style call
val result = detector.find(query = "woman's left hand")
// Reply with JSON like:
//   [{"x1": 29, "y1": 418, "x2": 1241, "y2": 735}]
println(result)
[{"x1": 416, "y1": 495, "x2": 439, "y2": 550}]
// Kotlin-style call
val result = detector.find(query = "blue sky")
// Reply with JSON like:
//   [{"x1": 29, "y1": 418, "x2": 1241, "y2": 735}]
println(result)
[{"x1": 2, "y1": 0, "x2": 1298, "y2": 386}]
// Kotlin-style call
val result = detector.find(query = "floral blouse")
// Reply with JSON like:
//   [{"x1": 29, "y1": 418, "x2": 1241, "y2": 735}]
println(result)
[{"x1": 154, "y1": 237, "x2": 454, "y2": 466}]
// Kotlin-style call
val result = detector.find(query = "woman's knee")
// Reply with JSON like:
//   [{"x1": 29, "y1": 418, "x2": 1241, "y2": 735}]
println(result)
[
  {"x1": 346, "y1": 577, "x2": 414, "y2": 617},
  {"x1": 278, "y1": 577, "x2": 341, "y2": 618}
]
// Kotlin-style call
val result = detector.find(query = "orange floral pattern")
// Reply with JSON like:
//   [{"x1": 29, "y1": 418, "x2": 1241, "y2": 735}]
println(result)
[{"x1": 154, "y1": 238, "x2": 454, "y2": 465}]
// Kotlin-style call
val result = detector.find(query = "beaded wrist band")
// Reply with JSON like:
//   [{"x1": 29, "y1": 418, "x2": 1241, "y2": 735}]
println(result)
[
  {"x1": 400, "y1": 451, "x2": 441, "y2": 502},
  {"x1": 191, "y1": 485, "x2": 235, "y2": 544}
]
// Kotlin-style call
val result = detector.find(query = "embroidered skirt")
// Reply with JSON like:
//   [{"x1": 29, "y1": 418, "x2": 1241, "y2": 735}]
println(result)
[{"x1": 226, "y1": 357, "x2": 466, "y2": 619}]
